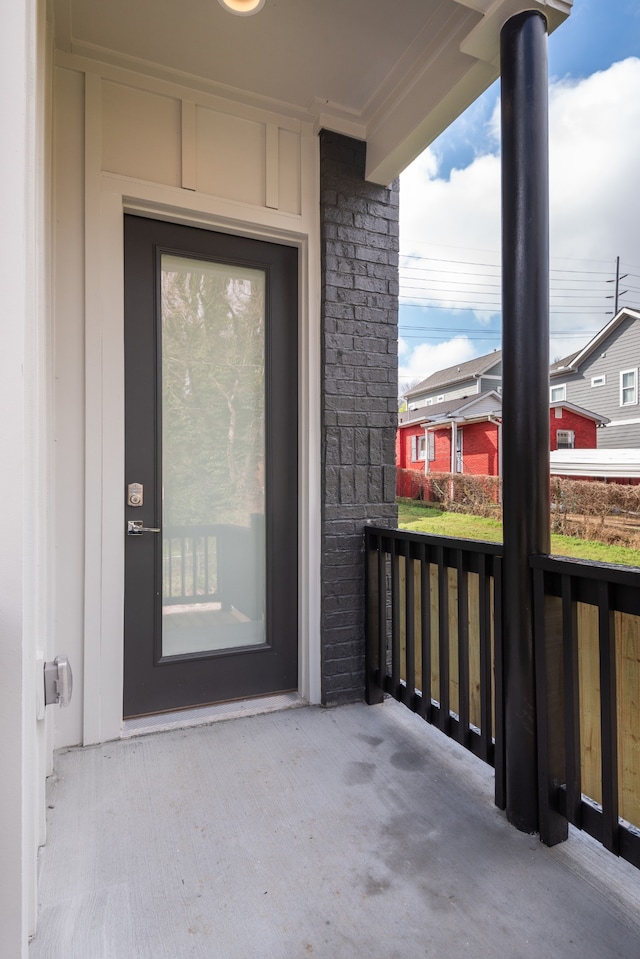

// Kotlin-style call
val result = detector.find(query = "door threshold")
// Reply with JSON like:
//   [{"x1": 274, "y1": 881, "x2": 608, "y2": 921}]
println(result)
[{"x1": 122, "y1": 691, "x2": 305, "y2": 739}]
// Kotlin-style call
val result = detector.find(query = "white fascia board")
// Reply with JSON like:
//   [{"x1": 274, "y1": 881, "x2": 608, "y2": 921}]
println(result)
[
  {"x1": 459, "y1": 0, "x2": 572, "y2": 67},
  {"x1": 366, "y1": 58, "x2": 496, "y2": 184},
  {"x1": 549, "y1": 401, "x2": 610, "y2": 425},
  {"x1": 366, "y1": 1, "x2": 571, "y2": 184}
]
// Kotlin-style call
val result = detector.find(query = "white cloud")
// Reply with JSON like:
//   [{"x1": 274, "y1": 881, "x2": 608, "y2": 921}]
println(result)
[
  {"x1": 400, "y1": 57, "x2": 640, "y2": 364},
  {"x1": 399, "y1": 336, "x2": 476, "y2": 390}
]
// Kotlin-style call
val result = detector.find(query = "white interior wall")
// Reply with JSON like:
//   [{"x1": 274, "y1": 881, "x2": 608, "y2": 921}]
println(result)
[
  {"x1": 52, "y1": 56, "x2": 322, "y2": 748},
  {"x1": 0, "y1": 0, "x2": 54, "y2": 952}
]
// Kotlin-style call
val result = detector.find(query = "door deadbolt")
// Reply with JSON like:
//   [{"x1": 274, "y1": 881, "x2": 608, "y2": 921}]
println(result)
[{"x1": 127, "y1": 482, "x2": 144, "y2": 507}]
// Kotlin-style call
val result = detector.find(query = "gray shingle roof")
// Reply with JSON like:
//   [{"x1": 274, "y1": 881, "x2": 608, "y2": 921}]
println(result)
[
  {"x1": 550, "y1": 351, "x2": 580, "y2": 374},
  {"x1": 405, "y1": 349, "x2": 502, "y2": 398}
]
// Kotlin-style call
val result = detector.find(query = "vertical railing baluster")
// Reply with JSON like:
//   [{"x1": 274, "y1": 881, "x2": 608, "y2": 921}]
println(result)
[
  {"x1": 365, "y1": 531, "x2": 384, "y2": 705},
  {"x1": 478, "y1": 553, "x2": 492, "y2": 764},
  {"x1": 562, "y1": 574, "x2": 581, "y2": 827},
  {"x1": 405, "y1": 544, "x2": 416, "y2": 711},
  {"x1": 420, "y1": 544, "x2": 432, "y2": 723},
  {"x1": 391, "y1": 538, "x2": 401, "y2": 699},
  {"x1": 377, "y1": 536, "x2": 387, "y2": 694},
  {"x1": 457, "y1": 550, "x2": 469, "y2": 748},
  {"x1": 437, "y1": 545, "x2": 450, "y2": 734},
  {"x1": 598, "y1": 580, "x2": 619, "y2": 854},
  {"x1": 494, "y1": 556, "x2": 506, "y2": 810},
  {"x1": 534, "y1": 565, "x2": 568, "y2": 846}
]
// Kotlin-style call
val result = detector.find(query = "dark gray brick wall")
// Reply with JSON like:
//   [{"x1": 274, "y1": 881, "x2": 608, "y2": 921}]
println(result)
[{"x1": 320, "y1": 130, "x2": 399, "y2": 706}]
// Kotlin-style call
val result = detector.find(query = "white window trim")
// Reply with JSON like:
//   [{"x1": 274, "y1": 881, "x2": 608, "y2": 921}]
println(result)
[
  {"x1": 591, "y1": 374, "x2": 606, "y2": 387},
  {"x1": 417, "y1": 435, "x2": 426, "y2": 461},
  {"x1": 556, "y1": 429, "x2": 575, "y2": 449},
  {"x1": 620, "y1": 368, "x2": 637, "y2": 407},
  {"x1": 550, "y1": 383, "x2": 566, "y2": 402}
]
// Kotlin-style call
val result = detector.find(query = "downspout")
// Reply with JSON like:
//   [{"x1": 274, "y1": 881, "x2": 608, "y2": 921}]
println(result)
[
  {"x1": 488, "y1": 415, "x2": 503, "y2": 502},
  {"x1": 501, "y1": 11, "x2": 551, "y2": 834},
  {"x1": 450, "y1": 420, "x2": 457, "y2": 500}
]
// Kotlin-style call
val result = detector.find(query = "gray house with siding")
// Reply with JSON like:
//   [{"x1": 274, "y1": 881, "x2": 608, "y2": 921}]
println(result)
[
  {"x1": 405, "y1": 350, "x2": 502, "y2": 409},
  {"x1": 550, "y1": 308, "x2": 640, "y2": 448}
]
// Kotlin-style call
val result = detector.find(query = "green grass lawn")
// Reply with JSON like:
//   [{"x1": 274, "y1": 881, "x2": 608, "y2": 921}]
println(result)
[{"x1": 397, "y1": 499, "x2": 640, "y2": 568}]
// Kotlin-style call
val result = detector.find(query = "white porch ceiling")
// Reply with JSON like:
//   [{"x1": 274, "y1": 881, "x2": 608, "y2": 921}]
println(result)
[{"x1": 53, "y1": 0, "x2": 571, "y2": 184}]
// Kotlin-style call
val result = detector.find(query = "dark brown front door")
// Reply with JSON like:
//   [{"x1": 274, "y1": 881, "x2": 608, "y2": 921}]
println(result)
[{"x1": 123, "y1": 215, "x2": 298, "y2": 718}]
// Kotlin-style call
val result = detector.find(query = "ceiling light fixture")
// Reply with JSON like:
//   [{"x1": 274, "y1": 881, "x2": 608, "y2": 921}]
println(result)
[{"x1": 217, "y1": 0, "x2": 265, "y2": 15}]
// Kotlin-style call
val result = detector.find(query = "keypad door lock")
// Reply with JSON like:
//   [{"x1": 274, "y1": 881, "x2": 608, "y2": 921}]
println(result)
[{"x1": 127, "y1": 482, "x2": 143, "y2": 507}]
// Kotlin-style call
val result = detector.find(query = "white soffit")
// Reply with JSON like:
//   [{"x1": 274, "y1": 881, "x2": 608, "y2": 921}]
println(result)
[{"x1": 53, "y1": 0, "x2": 572, "y2": 185}]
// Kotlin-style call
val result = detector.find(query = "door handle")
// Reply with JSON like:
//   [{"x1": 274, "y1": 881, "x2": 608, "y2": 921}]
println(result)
[{"x1": 127, "y1": 520, "x2": 161, "y2": 535}]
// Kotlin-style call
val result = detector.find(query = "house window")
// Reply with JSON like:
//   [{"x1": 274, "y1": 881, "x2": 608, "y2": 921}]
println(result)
[
  {"x1": 591, "y1": 375, "x2": 606, "y2": 387},
  {"x1": 620, "y1": 369, "x2": 637, "y2": 406},
  {"x1": 410, "y1": 435, "x2": 426, "y2": 462},
  {"x1": 437, "y1": 394, "x2": 445, "y2": 403},
  {"x1": 550, "y1": 384, "x2": 566, "y2": 402},
  {"x1": 427, "y1": 432, "x2": 435, "y2": 462},
  {"x1": 556, "y1": 429, "x2": 575, "y2": 449}
]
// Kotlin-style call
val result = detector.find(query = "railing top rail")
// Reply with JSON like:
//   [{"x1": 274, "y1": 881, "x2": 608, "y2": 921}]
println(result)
[
  {"x1": 530, "y1": 552, "x2": 640, "y2": 587},
  {"x1": 365, "y1": 525, "x2": 503, "y2": 557}
]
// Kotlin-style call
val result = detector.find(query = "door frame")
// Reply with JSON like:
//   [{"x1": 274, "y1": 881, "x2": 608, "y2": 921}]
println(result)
[
  {"x1": 123, "y1": 215, "x2": 299, "y2": 716},
  {"x1": 82, "y1": 178, "x2": 321, "y2": 744}
]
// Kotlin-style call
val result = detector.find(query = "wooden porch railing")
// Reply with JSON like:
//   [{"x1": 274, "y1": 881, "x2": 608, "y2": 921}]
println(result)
[
  {"x1": 365, "y1": 526, "x2": 640, "y2": 868},
  {"x1": 365, "y1": 527, "x2": 505, "y2": 809},
  {"x1": 533, "y1": 554, "x2": 640, "y2": 869}
]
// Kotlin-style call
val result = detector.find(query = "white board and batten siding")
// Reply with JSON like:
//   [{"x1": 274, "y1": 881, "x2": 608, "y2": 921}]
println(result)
[{"x1": 52, "y1": 57, "x2": 322, "y2": 751}]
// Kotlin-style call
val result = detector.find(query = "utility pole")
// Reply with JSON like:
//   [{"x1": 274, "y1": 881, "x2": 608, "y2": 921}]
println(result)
[{"x1": 609, "y1": 256, "x2": 628, "y2": 315}]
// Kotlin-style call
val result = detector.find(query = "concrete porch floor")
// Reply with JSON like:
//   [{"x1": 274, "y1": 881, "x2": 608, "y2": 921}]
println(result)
[{"x1": 31, "y1": 700, "x2": 640, "y2": 959}]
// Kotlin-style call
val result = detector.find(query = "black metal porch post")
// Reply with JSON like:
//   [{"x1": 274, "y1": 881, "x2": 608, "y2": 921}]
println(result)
[{"x1": 500, "y1": 11, "x2": 550, "y2": 833}]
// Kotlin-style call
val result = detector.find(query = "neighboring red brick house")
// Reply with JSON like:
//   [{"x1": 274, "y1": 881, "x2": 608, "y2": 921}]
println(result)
[{"x1": 397, "y1": 393, "x2": 608, "y2": 477}]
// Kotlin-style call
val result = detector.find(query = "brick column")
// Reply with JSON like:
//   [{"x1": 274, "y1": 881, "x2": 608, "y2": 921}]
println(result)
[{"x1": 319, "y1": 130, "x2": 399, "y2": 705}]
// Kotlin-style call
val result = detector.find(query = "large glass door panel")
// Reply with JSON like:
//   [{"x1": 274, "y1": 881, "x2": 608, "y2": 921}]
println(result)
[
  {"x1": 161, "y1": 255, "x2": 266, "y2": 657},
  {"x1": 123, "y1": 215, "x2": 298, "y2": 718}
]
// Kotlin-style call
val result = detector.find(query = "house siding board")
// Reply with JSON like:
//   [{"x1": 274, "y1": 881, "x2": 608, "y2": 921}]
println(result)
[
  {"x1": 320, "y1": 131, "x2": 399, "y2": 706},
  {"x1": 410, "y1": 377, "x2": 478, "y2": 407},
  {"x1": 599, "y1": 421, "x2": 640, "y2": 449},
  {"x1": 552, "y1": 314, "x2": 640, "y2": 447}
]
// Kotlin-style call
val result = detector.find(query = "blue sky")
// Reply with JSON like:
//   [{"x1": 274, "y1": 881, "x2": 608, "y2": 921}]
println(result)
[{"x1": 399, "y1": 0, "x2": 640, "y2": 390}]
